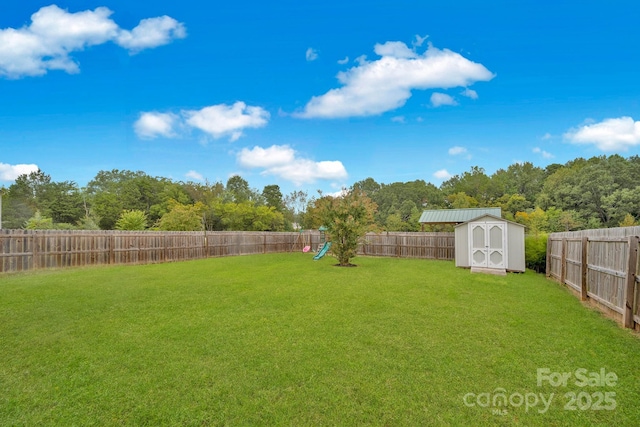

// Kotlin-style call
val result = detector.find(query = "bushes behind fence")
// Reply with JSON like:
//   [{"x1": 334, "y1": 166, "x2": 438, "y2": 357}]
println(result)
[{"x1": 525, "y1": 233, "x2": 547, "y2": 273}]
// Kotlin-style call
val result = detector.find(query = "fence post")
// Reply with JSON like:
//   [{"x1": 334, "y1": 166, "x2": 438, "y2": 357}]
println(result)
[
  {"x1": 581, "y1": 236, "x2": 588, "y2": 301},
  {"x1": 32, "y1": 231, "x2": 39, "y2": 270},
  {"x1": 545, "y1": 237, "x2": 551, "y2": 277},
  {"x1": 623, "y1": 235, "x2": 639, "y2": 328},
  {"x1": 560, "y1": 238, "x2": 567, "y2": 285},
  {"x1": 396, "y1": 234, "x2": 400, "y2": 257},
  {"x1": 203, "y1": 230, "x2": 209, "y2": 258},
  {"x1": 109, "y1": 234, "x2": 115, "y2": 264}
]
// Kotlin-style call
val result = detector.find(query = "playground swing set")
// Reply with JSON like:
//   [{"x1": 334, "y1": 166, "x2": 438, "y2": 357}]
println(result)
[{"x1": 292, "y1": 227, "x2": 332, "y2": 260}]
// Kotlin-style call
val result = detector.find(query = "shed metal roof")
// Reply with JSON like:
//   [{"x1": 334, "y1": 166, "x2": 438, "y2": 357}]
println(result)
[{"x1": 419, "y1": 208, "x2": 502, "y2": 224}]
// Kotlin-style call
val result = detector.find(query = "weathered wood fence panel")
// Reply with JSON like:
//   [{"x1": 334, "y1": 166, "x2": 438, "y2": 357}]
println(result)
[
  {"x1": 546, "y1": 226, "x2": 640, "y2": 329},
  {"x1": 359, "y1": 232, "x2": 454, "y2": 259},
  {"x1": 0, "y1": 230, "x2": 454, "y2": 274}
]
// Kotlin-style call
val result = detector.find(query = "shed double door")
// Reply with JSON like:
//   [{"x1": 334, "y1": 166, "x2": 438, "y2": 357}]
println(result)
[{"x1": 469, "y1": 222, "x2": 505, "y2": 269}]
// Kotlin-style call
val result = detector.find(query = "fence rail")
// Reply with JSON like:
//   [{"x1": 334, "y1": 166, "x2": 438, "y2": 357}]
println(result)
[
  {"x1": 546, "y1": 226, "x2": 640, "y2": 330},
  {"x1": 0, "y1": 229, "x2": 454, "y2": 274}
]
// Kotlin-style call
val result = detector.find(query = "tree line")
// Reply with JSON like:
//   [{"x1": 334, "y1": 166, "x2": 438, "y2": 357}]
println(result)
[
  {"x1": 306, "y1": 154, "x2": 640, "y2": 233},
  {"x1": 0, "y1": 170, "x2": 302, "y2": 232},
  {"x1": 1, "y1": 154, "x2": 639, "y2": 232}
]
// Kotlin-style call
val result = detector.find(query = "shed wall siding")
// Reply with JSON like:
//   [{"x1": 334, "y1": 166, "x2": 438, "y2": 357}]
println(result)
[
  {"x1": 455, "y1": 227, "x2": 469, "y2": 267},
  {"x1": 506, "y1": 222, "x2": 526, "y2": 272}
]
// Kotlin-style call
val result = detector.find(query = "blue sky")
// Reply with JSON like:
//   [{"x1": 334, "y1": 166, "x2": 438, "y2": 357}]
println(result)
[{"x1": 1, "y1": 1, "x2": 639, "y2": 196}]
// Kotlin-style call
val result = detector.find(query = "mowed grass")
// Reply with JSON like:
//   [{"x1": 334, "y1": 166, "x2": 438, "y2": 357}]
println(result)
[{"x1": 1, "y1": 254, "x2": 639, "y2": 426}]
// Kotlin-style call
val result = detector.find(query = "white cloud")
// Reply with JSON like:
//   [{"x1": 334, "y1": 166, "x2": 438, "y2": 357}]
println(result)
[
  {"x1": 532, "y1": 147, "x2": 554, "y2": 159},
  {"x1": 185, "y1": 170, "x2": 204, "y2": 181},
  {"x1": 116, "y1": 16, "x2": 186, "y2": 52},
  {"x1": 237, "y1": 145, "x2": 296, "y2": 168},
  {"x1": 0, "y1": 163, "x2": 39, "y2": 181},
  {"x1": 391, "y1": 116, "x2": 406, "y2": 123},
  {"x1": 0, "y1": 5, "x2": 186, "y2": 78},
  {"x1": 295, "y1": 40, "x2": 494, "y2": 118},
  {"x1": 542, "y1": 132, "x2": 552, "y2": 140},
  {"x1": 268, "y1": 160, "x2": 348, "y2": 185},
  {"x1": 306, "y1": 47, "x2": 318, "y2": 61},
  {"x1": 448, "y1": 146, "x2": 467, "y2": 156},
  {"x1": 564, "y1": 117, "x2": 640, "y2": 151},
  {"x1": 134, "y1": 112, "x2": 179, "y2": 139},
  {"x1": 431, "y1": 92, "x2": 457, "y2": 107},
  {"x1": 184, "y1": 102, "x2": 270, "y2": 141},
  {"x1": 461, "y1": 88, "x2": 478, "y2": 99},
  {"x1": 136, "y1": 102, "x2": 269, "y2": 141},
  {"x1": 373, "y1": 41, "x2": 417, "y2": 59},
  {"x1": 433, "y1": 169, "x2": 452, "y2": 180},
  {"x1": 237, "y1": 145, "x2": 348, "y2": 185},
  {"x1": 337, "y1": 56, "x2": 349, "y2": 65}
]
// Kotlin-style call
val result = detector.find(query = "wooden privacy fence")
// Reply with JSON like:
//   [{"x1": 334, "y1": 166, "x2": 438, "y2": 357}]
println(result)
[
  {"x1": 360, "y1": 232, "x2": 454, "y2": 259},
  {"x1": 546, "y1": 226, "x2": 640, "y2": 329},
  {"x1": 0, "y1": 230, "x2": 454, "y2": 274}
]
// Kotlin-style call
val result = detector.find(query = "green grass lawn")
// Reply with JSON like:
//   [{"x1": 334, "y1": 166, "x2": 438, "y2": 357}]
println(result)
[{"x1": 1, "y1": 254, "x2": 639, "y2": 426}]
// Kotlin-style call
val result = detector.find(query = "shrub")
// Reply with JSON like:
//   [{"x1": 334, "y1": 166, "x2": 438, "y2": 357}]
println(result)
[
  {"x1": 525, "y1": 233, "x2": 547, "y2": 273},
  {"x1": 24, "y1": 211, "x2": 55, "y2": 230},
  {"x1": 115, "y1": 210, "x2": 148, "y2": 230}
]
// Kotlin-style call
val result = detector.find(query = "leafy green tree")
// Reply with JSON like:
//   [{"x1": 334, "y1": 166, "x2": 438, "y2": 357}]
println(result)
[
  {"x1": 115, "y1": 210, "x2": 148, "y2": 230},
  {"x1": 385, "y1": 200, "x2": 421, "y2": 231},
  {"x1": 602, "y1": 187, "x2": 640, "y2": 227},
  {"x1": 86, "y1": 170, "x2": 181, "y2": 229},
  {"x1": 202, "y1": 199, "x2": 225, "y2": 231},
  {"x1": 203, "y1": 199, "x2": 285, "y2": 231},
  {"x1": 218, "y1": 201, "x2": 252, "y2": 230},
  {"x1": 441, "y1": 166, "x2": 493, "y2": 205},
  {"x1": 317, "y1": 189, "x2": 377, "y2": 266},
  {"x1": 2, "y1": 170, "x2": 51, "y2": 227},
  {"x1": 226, "y1": 175, "x2": 262, "y2": 204},
  {"x1": 491, "y1": 162, "x2": 545, "y2": 204},
  {"x1": 352, "y1": 177, "x2": 381, "y2": 197},
  {"x1": 90, "y1": 192, "x2": 122, "y2": 230},
  {"x1": 515, "y1": 208, "x2": 549, "y2": 235},
  {"x1": 446, "y1": 192, "x2": 479, "y2": 208},
  {"x1": 251, "y1": 205, "x2": 286, "y2": 231},
  {"x1": 496, "y1": 194, "x2": 532, "y2": 220},
  {"x1": 1, "y1": 191, "x2": 33, "y2": 229},
  {"x1": 156, "y1": 201, "x2": 205, "y2": 231},
  {"x1": 24, "y1": 211, "x2": 55, "y2": 230},
  {"x1": 148, "y1": 181, "x2": 193, "y2": 221},
  {"x1": 47, "y1": 181, "x2": 84, "y2": 225},
  {"x1": 384, "y1": 213, "x2": 404, "y2": 232},
  {"x1": 262, "y1": 185, "x2": 285, "y2": 212},
  {"x1": 76, "y1": 215, "x2": 101, "y2": 230},
  {"x1": 366, "y1": 179, "x2": 442, "y2": 227},
  {"x1": 182, "y1": 180, "x2": 224, "y2": 205},
  {"x1": 546, "y1": 208, "x2": 583, "y2": 232},
  {"x1": 535, "y1": 156, "x2": 637, "y2": 227},
  {"x1": 525, "y1": 234, "x2": 548, "y2": 273}
]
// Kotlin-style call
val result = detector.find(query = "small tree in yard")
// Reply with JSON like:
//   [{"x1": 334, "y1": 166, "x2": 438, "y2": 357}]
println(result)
[{"x1": 318, "y1": 189, "x2": 377, "y2": 266}]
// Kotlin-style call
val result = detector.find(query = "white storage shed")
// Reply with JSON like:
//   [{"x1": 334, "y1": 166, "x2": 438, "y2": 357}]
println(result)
[{"x1": 454, "y1": 214, "x2": 525, "y2": 273}]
